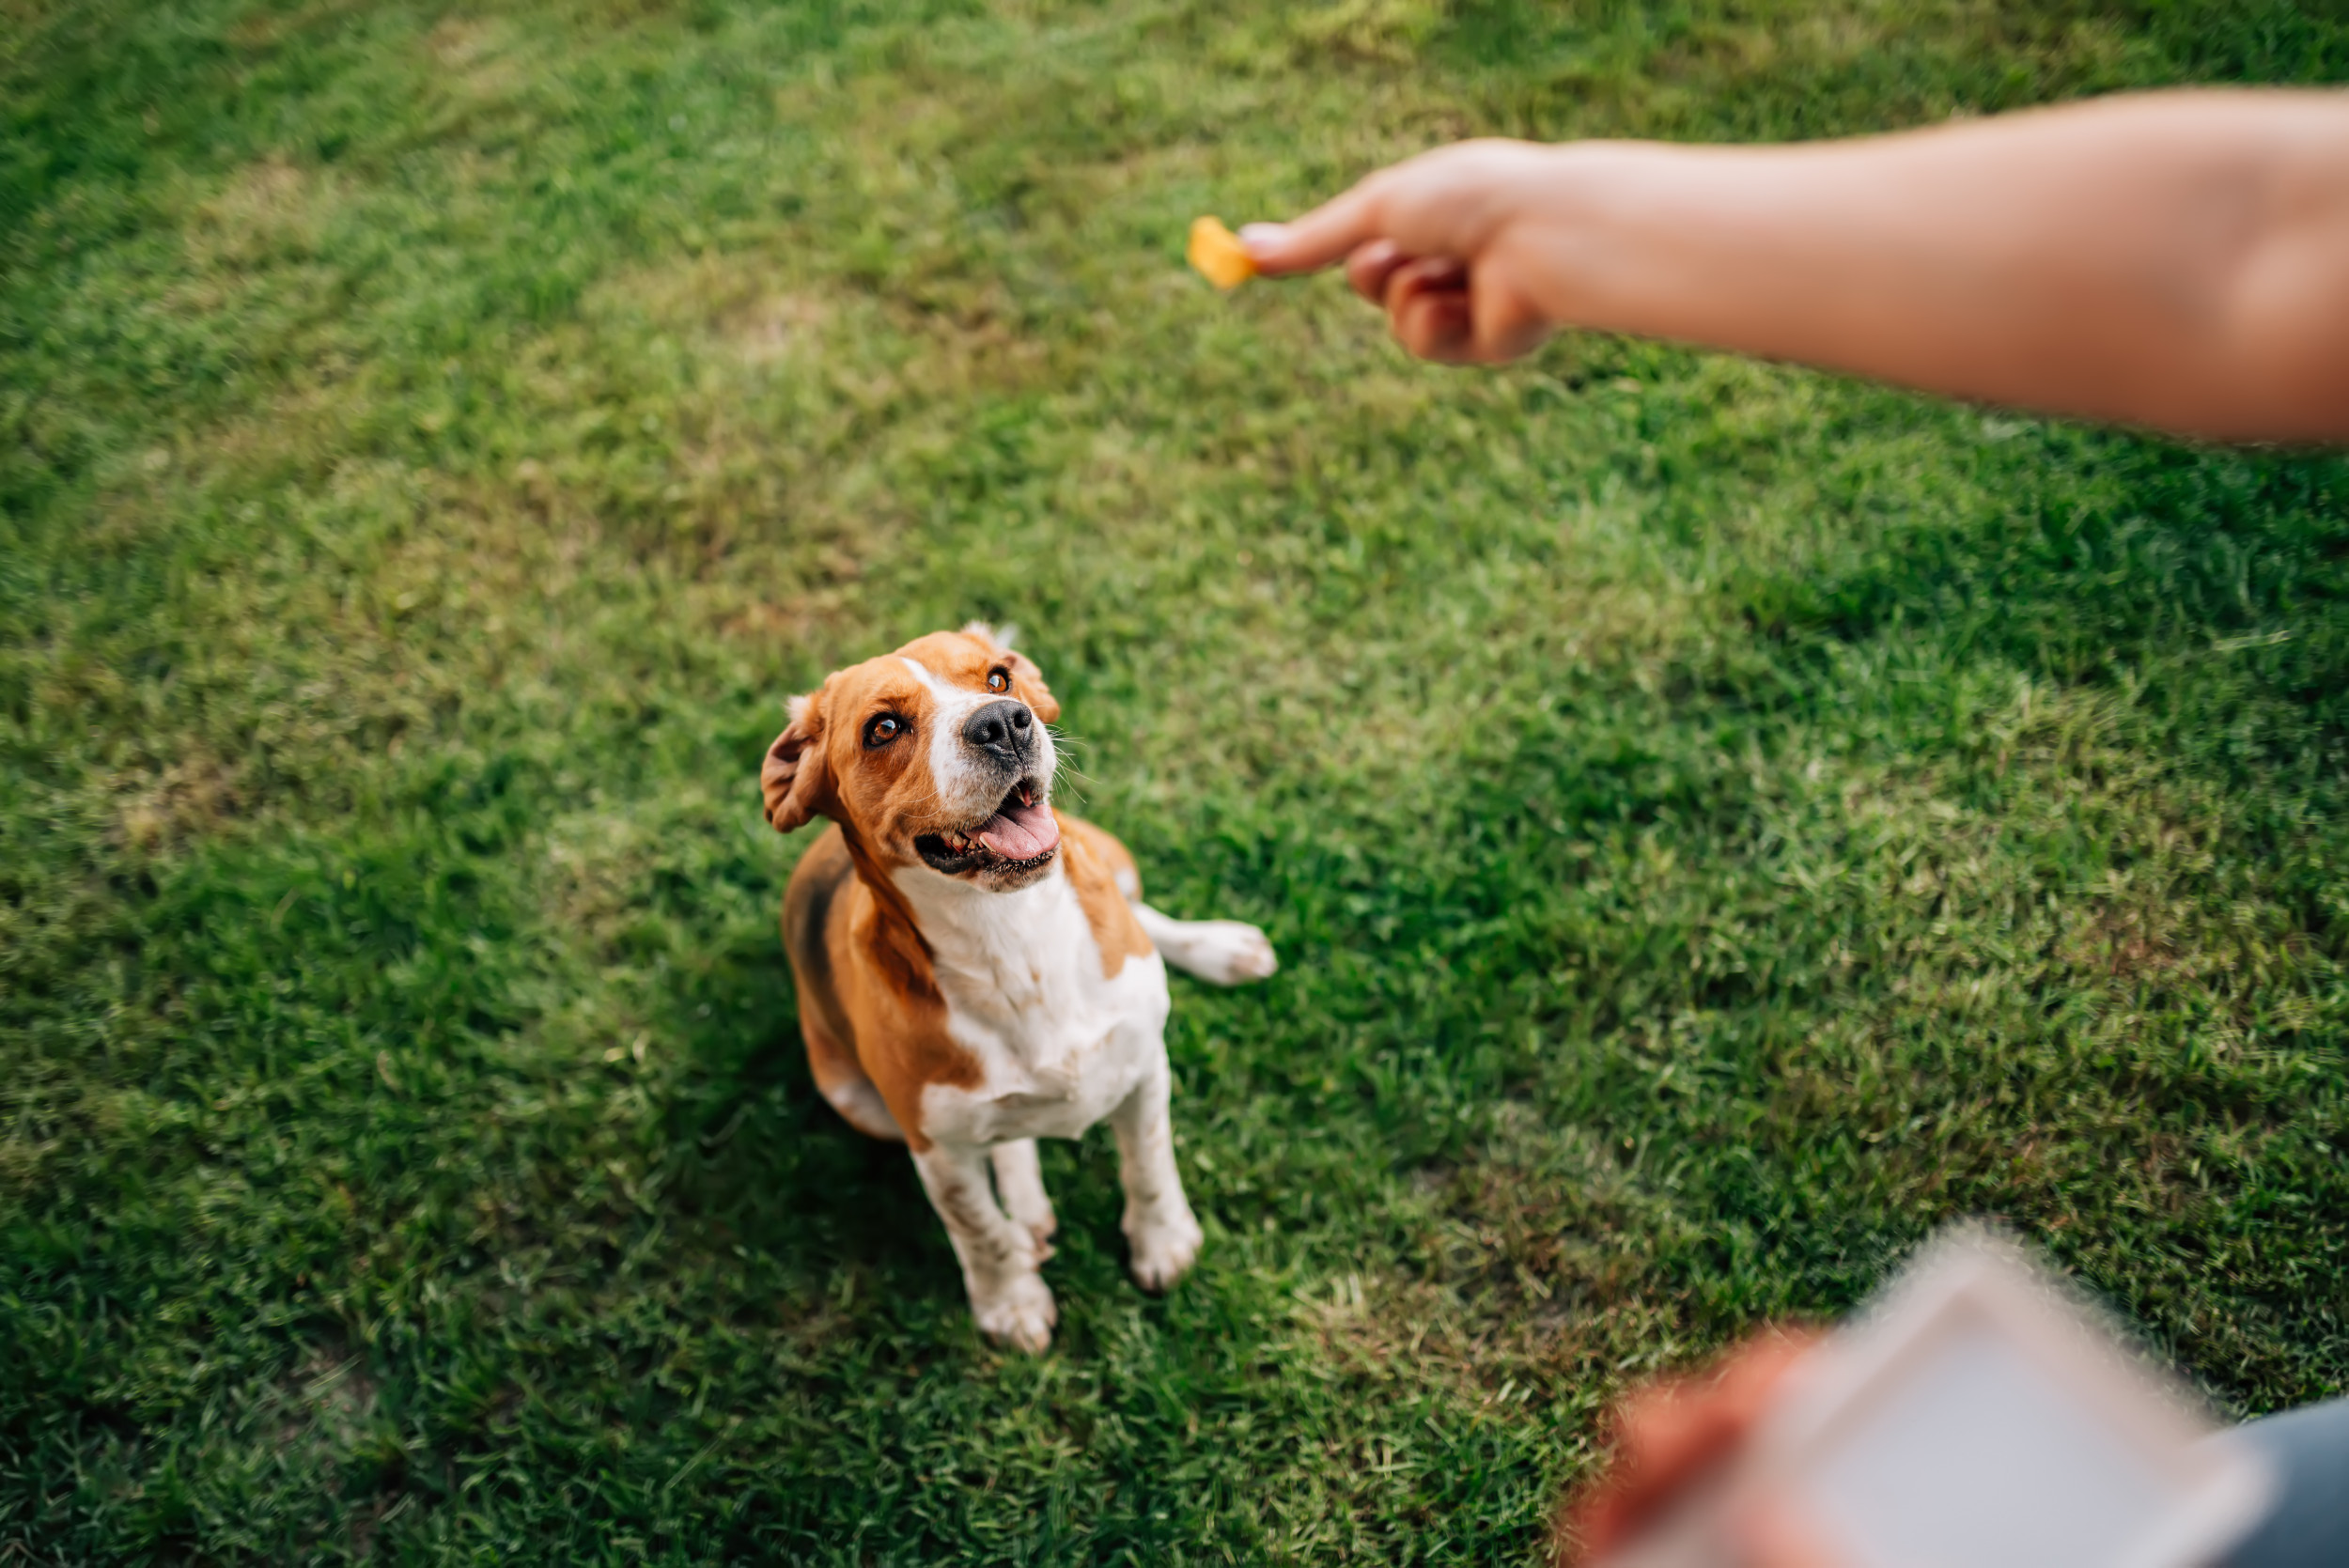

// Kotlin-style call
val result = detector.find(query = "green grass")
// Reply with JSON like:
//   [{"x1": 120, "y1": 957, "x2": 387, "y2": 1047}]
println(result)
[{"x1": 6, "y1": 0, "x2": 2348, "y2": 1560}]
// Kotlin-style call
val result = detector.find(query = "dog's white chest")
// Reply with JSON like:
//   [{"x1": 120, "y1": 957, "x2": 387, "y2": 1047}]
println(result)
[{"x1": 896, "y1": 866, "x2": 1171, "y2": 1147}]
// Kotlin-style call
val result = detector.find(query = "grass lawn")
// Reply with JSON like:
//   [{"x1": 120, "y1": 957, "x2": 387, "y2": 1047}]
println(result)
[{"x1": 7, "y1": 0, "x2": 2349, "y2": 1560}]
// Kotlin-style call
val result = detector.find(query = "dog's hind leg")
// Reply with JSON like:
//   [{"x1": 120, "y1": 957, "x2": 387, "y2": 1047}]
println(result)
[
  {"x1": 804, "y1": 1019, "x2": 904, "y2": 1141},
  {"x1": 1131, "y1": 903, "x2": 1278, "y2": 986},
  {"x1": 786, "y1": 827, "x2": 903, "y2": 1139},
  {"x1": 1058, "y1": 813, "x2": 1277, "y2": 985},
  {"x1": 988, "y1": 1140, "x2": 1058, "y2": 1255}
]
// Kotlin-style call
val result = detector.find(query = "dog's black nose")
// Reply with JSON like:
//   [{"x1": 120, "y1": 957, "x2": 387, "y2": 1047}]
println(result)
[{"x1": 962, "y1": 699, "x2": 1033, "y2": 767}]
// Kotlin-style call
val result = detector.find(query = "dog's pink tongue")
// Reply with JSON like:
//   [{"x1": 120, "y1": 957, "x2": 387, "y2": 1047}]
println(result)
[{"x1": 976, "y1": 798, "x2": 1058, "y2": 861}]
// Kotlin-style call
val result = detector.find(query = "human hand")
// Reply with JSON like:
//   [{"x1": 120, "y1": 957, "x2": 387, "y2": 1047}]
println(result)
[
  {"x1": 1240, "y1": 139, "x2": 1583, "y2": 364},
  {"x1": 1559, "y1": 1327, "x2": 1844, "y2": 1568}
]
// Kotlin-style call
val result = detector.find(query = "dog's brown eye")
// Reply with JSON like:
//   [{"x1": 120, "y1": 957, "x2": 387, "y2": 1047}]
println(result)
[
  {"x1": 864, "y1": 714, "x2": 903, "y2": 748},
  {"x1": 987, "y1": 668, "x2": 1011, "y2": 693}
]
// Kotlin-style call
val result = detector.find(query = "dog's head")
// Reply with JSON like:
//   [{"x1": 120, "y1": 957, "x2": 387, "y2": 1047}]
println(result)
[{"x1": 762, "y1": 622, "x2": 1064, "y2": 892}]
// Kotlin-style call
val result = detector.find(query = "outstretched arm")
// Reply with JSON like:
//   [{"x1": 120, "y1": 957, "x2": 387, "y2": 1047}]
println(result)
[{"x1": 1242, "y1": 91, "x2": 2349, "y2": 444}]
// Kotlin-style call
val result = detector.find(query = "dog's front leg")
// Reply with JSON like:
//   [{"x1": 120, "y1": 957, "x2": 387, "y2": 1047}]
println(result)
[
  {"x1": 911, "y1": 1142, "x2": 1057, "y2": 1352},
  {"x1": 988, "y1": 1139, "x2": 1058, "y2": 1255},
  {"x1": 1108, "y1": 1059, "x2": 1204, "y2": 1293}
]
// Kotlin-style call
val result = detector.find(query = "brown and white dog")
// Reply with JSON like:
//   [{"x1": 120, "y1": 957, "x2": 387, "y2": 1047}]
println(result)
[{"x1": 760, "y1": 624, "x2": 1276, "y2": 1350}]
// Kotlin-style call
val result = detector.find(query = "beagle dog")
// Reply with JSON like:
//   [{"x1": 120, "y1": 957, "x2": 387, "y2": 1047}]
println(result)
[{"x1": 761, "y1": 624, "x2": 1276, "y2": 1350}]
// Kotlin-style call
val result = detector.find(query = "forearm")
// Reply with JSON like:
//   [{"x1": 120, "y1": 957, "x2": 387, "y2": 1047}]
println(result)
[{"x1": 1519, "y1": 93, "x2": 2349, "y2": 442}]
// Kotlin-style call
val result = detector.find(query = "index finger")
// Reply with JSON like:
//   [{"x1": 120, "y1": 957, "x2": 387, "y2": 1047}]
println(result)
[{"x1": 1239, "y1": 175, "x2": 1388, "y2": 276}]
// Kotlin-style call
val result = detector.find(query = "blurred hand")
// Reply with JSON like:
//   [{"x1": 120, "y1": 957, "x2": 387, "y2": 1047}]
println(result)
[
  {"x1": 1241, "y1": 139, "x2": 1579, "y2": 364},
  {"x1": 1559, "y1": 1327, "x2": 1841, "y2": 1568},
  {"x1": 1234, "y1": 97, "x2": 2349, "y2": 442}
]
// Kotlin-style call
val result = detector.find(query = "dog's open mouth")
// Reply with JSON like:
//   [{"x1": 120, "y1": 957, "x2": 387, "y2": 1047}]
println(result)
[{"x1": 916, "y1": 782, "x2": 1060, "y2": 875}]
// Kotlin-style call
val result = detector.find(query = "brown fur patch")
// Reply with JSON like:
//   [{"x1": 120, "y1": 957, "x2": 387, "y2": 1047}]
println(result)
[
  {"x1": 781, "y1": 826, "x2": 863, "y2": 1077},
  {"x1": 1061, "y1": 814, "x2": 1153, "y2": 980},
  {"x1": 833, "y1": 885, "x2": 978, "y2": 1153},
  {"x1": 782, "y1": 824, "x2": 981, "y2": 1152}
]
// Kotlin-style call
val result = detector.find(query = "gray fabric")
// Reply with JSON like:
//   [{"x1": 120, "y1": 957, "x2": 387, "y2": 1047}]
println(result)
[{"x1": 2223, "y1": 1397, "x2": 2349, "y2": 1568}]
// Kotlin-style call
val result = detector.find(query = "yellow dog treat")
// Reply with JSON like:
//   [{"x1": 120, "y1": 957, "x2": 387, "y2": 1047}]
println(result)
[{"x1": 1188, "y1": 216, "x2": 1257, "y2": 290}]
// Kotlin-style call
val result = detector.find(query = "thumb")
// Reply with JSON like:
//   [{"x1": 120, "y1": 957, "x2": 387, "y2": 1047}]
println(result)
[{"x1": 1240, "y1": 178, "x2": 1386, "y2": 276}]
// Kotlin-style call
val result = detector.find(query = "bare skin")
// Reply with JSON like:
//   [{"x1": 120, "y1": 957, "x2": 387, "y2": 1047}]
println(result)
[
  {"x1": 1240, "y1": 91, "x2": 2349, "y2": 444},
  {"x1": 1554, "y1": 1329, "x2": 1836, "y2": 1568}
]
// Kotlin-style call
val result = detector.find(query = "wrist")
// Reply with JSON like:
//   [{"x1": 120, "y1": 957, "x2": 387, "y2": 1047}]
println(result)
[{"x1": 1510, "y1": 139, "x2": 1738, "y2": 331}]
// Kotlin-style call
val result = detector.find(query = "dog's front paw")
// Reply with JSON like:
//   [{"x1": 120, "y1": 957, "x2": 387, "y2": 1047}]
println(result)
[
  {"x1": 1126, "y1": 1208, "x2": 1204, "y2": 1294},
  {"x1": 1181, "y1": 921, "x2": 1279, "y2": 986},
  {"x1": 995, "y1": 1178, "x2": 1057, "y2": 1254},
  {"x1": 971, "y1": 1272, "x2": 1058, "y2": 1353}
]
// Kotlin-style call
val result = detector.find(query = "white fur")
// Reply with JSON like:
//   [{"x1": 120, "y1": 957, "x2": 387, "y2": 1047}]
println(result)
[
  {"x1": 1134, "y1": 905, "x2": 1280, "y2": 986},
  {"x1": 958, "y1": 618, "x2": 1019, "y2": 649},
  {"x1": 901, "y1": 657, "x2": 990, "y2": 817},
  {"x1": 988, "y1": 1139, "x2": 1056, "y2": 1248},
  {"x1": 894, "y1": 858, "x2": 1202, "y2": 1349},
  {"x1": 822, "y1": 1076, "x2": 903, "y2": 1140},
  {"x1": 899, "y1": 656, "x2": 1057, "y2": 823}
]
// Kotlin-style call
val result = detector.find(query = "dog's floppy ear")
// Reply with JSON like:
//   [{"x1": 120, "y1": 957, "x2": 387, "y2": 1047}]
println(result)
[
  {"x1": 961, "y1": 620, "x2": 1060, "y2": 723},
  {"x1": 1007, "y1": 649, "x2": 1060, "y2": 723},
  {"x1": 761, "y1": 689, "x2": 833, "y2": 833}
]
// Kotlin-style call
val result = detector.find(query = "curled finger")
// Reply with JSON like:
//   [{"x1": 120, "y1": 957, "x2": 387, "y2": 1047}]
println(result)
[
  {"x1": 1345, "y1": 238, "x2": 1408, "y2": 305},
  {"x1": 1387, "y1": 256, "x2": 1473, "y2": 361}
]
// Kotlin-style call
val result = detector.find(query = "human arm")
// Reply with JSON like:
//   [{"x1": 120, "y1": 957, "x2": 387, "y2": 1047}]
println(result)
[{"x1": 1242, "y1": 92, "x2": 2349, "y2": 444}]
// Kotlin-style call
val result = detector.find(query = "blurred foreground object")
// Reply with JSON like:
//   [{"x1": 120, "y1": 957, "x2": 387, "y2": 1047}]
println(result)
[
  {"x1": 1573, "y1": 1229, "x2": 2275, "y2": 1568},
  {"x1": 1188, "y1": 216, "x2": 1257, "y2": 289},
  {"x1": 1241, "y1": 93, "x2": 2349, "y2": 442}
]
